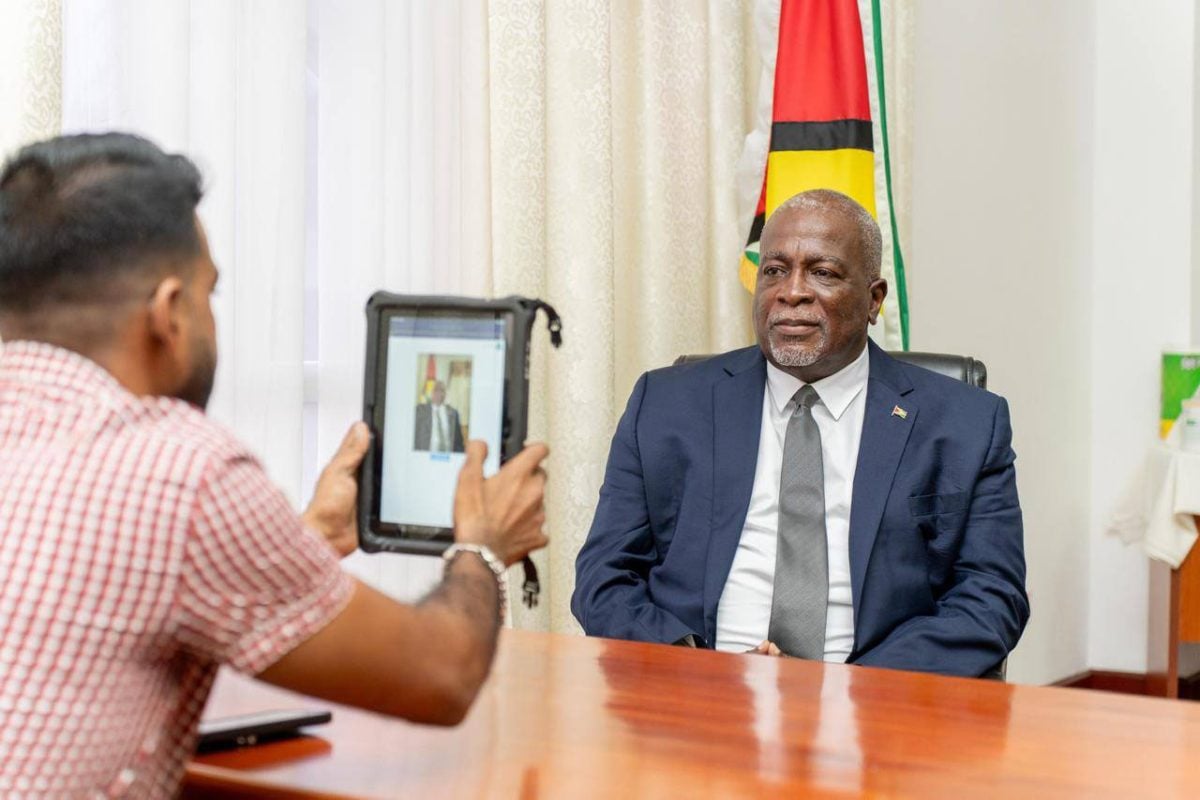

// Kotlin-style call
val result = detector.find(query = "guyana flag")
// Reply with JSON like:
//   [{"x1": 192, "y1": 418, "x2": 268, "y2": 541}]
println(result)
[
  {"x1": 740, "y1": 0, "x2": 909, "y2": 349},
  {"x1": 423, "y1": 353, "x2": 438, "y2": 401}
]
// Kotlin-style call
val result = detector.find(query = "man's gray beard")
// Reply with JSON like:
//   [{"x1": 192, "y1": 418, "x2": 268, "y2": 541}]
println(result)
[{"x1": 768, "y1": 332, "x2": 827, "y2": 367}]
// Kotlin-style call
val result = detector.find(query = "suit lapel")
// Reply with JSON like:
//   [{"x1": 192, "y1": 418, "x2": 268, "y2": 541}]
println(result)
[
  {"x1": 702, "y1": 348, "x2": 767, "y2": 628},
  {"x1": 848, "y1": 342, "x2": 917, "y2": 614}
]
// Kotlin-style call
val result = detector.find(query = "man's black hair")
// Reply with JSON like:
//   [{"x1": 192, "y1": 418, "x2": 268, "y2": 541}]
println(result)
[{"x1": 0, "y1": 132, "x2": 204, "y2": 313}]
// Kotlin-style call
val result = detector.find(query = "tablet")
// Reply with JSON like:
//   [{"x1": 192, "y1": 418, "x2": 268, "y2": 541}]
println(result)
[{"x1": 358, "y1": 294, "x2": 557, "y2": 555}]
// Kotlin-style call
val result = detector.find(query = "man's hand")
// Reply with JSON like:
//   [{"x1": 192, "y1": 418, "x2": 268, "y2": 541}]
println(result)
[
  {"x1": 454, "y1": 440, "x2": 549, "y2": 566},
  {"x1": 747, "y1": 640, "x2": 784, "y2": 657},
  {"x1": 303, "y1": 422, "x2": 370, "y2": 558},
  {"x1": 263, "y1": 437, "x2": 548, "y2": 726}
]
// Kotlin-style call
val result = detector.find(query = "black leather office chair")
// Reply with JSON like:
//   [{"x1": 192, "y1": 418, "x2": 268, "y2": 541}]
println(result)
[
  {"x1": 889, "y1": 351, "x2": 987, "y2": 390},
  {"x1": 673, "y1": 349, "x2": 1006, "y2": 681},
  {"x1": 674, "y1": 351, "x2": 988, "y2": 390}
]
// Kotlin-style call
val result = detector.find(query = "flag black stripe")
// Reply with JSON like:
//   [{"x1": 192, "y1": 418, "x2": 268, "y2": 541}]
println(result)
[
  {"x1": 745, "y1": 213, "x2": 765, "y2": 247},
  {"x1": 770, "y1": 120, "x2": 874, "y2": 153}
]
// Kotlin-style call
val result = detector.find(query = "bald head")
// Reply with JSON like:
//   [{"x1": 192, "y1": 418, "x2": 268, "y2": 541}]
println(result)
[
  {"x1": 752, "y1": 187, "x2": 888, "y2": 383},
  {"x1": 767, "y1": 189, "x2": 882, "y2": 280}
]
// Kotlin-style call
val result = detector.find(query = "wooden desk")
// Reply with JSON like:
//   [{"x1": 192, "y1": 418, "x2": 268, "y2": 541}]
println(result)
[
  {"x1": 1147, "y1": 520, "x2": 1200, "y2": 698},
  {"x1": 187, "y1": 629, "x2": 1200, "y2": 798}
]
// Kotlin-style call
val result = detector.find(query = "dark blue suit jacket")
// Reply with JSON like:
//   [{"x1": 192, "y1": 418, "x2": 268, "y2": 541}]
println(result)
[{"x1": 571, "y1": 342, "x2": 1029, "y2": 677}]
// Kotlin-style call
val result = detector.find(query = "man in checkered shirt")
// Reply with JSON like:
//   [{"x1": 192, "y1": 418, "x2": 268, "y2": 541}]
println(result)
[{"x1": 0, "y1": 133, "x2": 550, "y2": 797}]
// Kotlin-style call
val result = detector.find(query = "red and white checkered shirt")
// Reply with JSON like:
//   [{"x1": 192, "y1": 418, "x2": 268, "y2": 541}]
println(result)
[{"x1": 0, "y1": 342, "x2": 353, "y2": 798}]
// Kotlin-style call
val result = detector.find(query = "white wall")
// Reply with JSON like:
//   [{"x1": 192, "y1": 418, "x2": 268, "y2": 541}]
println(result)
[
  {"x1": 912, "y1": 0, "x2": 1200, "y2": 682},
  {"x1": 1088, "y1": 1, "x2": 1195, "y2": 672},
  {"x1": 910, "y1": 0, "x2": 1096, "y2": 684}
]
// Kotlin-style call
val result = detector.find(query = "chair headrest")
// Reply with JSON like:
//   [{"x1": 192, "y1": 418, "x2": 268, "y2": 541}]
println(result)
[{"x1": 674, "y1": 351, "x2": 988, "y2": 390}]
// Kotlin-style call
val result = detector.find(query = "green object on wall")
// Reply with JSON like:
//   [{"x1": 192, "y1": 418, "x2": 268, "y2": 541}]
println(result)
[{"x1": 1161, "y1": 351, "x2": 1200, "y2": 438}]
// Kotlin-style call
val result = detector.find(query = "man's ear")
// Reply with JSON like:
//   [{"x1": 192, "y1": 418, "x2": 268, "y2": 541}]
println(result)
[
  {"x1": 867, "y1": 278, "x2": 889, "y2": 325},
  {"x1": 146, "y1": 276, "x2": 187, "y2": 347}
]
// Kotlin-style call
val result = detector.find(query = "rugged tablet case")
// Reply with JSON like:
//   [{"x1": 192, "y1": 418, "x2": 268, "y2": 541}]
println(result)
[{"x1": 358, "y1": 293, "x2": 555, "y2": 556}]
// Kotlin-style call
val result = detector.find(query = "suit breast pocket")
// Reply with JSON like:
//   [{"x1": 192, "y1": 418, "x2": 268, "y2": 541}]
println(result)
[{"x1": 907, "y1": 491, "x2": 971, "y2": 585}]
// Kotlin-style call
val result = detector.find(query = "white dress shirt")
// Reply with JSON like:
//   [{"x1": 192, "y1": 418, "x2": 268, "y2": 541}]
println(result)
[
  {"x1": 715, "y1": 344, "x2": 869, "y2": 661},
  {"x1": 430, "y1": 404, "x2": 449, "y2": 452}
]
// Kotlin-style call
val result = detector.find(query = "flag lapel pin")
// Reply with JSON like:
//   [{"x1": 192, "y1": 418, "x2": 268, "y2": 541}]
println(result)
[{"x1": 891, "y1": 405, "x2": 908, "y2": 420}]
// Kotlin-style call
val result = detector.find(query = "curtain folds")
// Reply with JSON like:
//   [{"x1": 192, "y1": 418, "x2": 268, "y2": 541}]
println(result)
[
  {"x1": 0, "y1": 0, "x2": 62, "y2": 179},
  {"x1": 488, "y1": 0, "x2": 757, "y2": 632},
  {"x1": 62, "y1": 0, "x2": 309, "y2": 508},
  {"x1": 313, "y1": 0, "x2": 492, "y2": 600},
  {"x1": 60, "y1": 0, "x2": 492, "y2": 602}
]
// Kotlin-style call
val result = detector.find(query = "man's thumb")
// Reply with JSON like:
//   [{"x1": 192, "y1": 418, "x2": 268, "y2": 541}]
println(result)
[
  {"x1": 462, "y1": 439, "x2": 488, "y2": 471},
  {"x1": 333, "y1": 422, "x2": 370, "y2": 470}
]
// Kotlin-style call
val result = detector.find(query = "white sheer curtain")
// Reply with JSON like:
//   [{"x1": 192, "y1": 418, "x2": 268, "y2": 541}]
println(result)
[
  {"x1": 314, "y1": 0, "x2": 491, "y2": 598},
  {"x1": 0, "y1": 0, "x2": 62, "y2": 186},
  {"x1": 61, "y1": 0, "x2": 489, "y2": 601},
  {"x1": 62, "y1": 0, "x2": 309, "y2": 506}
]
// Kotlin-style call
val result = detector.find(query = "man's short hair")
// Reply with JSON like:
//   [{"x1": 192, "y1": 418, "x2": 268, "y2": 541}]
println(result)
[
  {"x1": 773, "y1": 188, "x2": 882, "y2": 280},
  {"x1": 0, "y1": 132, "x2": 204, "y2": 314}
]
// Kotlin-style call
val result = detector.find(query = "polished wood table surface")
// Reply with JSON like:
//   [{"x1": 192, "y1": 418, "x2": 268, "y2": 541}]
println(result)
[{"x1": 186, "y1": 629, "x2": 1200, "y2": 798}]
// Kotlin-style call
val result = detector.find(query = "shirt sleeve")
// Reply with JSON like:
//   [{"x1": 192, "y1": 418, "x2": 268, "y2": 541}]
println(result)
[{"x1": 171, "y1": 451, "x2": 354, "y2": 674}]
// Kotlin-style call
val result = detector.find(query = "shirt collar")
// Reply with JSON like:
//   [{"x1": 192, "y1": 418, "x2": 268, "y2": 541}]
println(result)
[
  {"x1": 0, "y1": 340, "x2": 128, "y2": 402},
  {"x1": 765, "y1": 342, "x2": 870, "y2": 421}
]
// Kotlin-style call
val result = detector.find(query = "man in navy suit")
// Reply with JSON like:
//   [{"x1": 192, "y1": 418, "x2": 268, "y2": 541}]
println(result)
[
  {"x1": 572, "y1": 189, "x2": 1028, "y2": 677},
  {"x1": 414, "y1": 381, "x2": 466, "y2": 453}
]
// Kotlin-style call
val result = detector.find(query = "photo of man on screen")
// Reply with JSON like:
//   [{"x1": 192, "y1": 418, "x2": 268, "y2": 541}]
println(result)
[{"x1": 413, "y1": 354, "x2": 470, "y2": 453}]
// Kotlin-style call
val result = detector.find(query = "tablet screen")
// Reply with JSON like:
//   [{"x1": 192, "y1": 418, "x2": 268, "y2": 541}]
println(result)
[{"x1": 378, "y1": 313, "x2": 506, "y2": 532}]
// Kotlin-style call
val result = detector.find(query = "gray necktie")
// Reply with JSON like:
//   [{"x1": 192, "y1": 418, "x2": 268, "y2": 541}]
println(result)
[{"x1": 768, "y1": 384, "x2": 827, "y2": 660}]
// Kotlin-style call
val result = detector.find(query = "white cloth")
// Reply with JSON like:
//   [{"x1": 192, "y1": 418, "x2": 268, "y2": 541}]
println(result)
[
  {"x1": 1109, "y1": 442, "x2": 1200, "y2": 568},
  {"x1": 716, "y1": 344, "x2": 870, "y2": 660}
]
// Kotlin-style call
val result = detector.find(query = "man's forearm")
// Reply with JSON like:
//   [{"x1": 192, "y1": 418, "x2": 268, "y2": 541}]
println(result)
[
  {"x1": 852, "y1": 578, "x2": 1027, "y2": 677},
  {"x1": 416, "y1": 552, "x2": 503, "y2": 703},
  {"x1": 423, "y1": 551, "x2": 501, "y2": 630}
]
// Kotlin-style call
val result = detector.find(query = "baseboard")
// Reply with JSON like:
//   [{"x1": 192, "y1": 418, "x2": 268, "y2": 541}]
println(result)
[
  {"x1": 1054, "y1": 669, "x2": 1200, "y2": 698},
  {"x1": 1053, "y1": 670, "x2": 1155, "y2": 695},
  {"x1": 1051, "y1": 670, "x2": 1094, "y2": 688}
]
